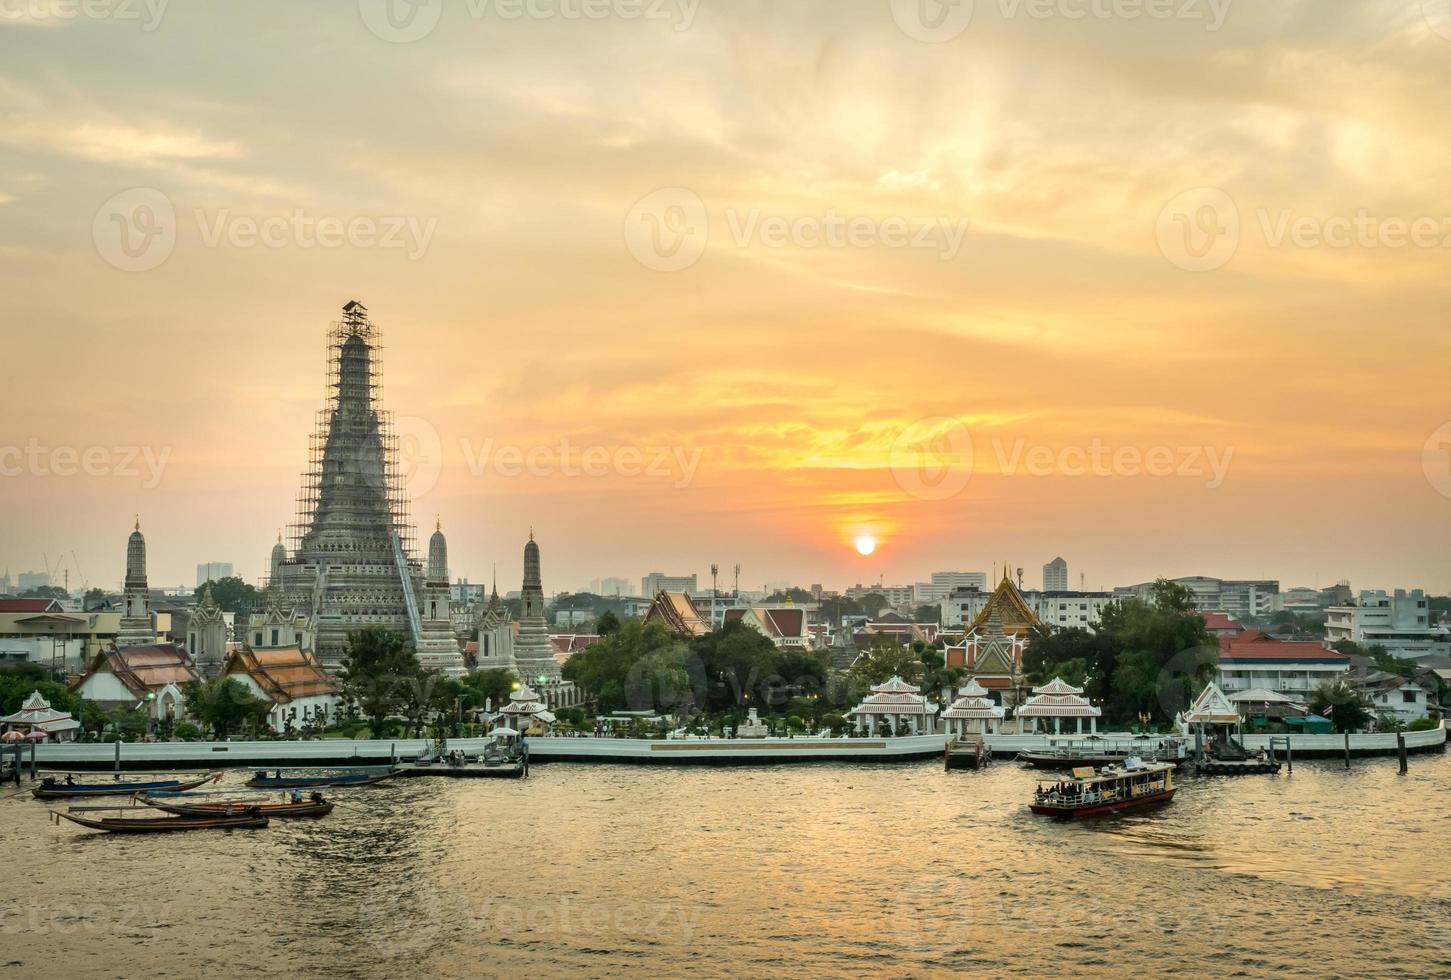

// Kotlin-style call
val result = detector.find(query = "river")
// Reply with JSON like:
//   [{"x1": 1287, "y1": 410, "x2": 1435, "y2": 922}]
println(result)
[{"x1": 2, "y1": 754, "x2": 1448, "y2": 978}]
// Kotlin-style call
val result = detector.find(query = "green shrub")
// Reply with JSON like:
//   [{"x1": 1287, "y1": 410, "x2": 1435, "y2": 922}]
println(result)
[
  {"x1": 174, "y1": 722, "x2": 202, "y2": 741},
  {"x1": 1407, "y1": 717, "x2": 1439, "y2": 732}
]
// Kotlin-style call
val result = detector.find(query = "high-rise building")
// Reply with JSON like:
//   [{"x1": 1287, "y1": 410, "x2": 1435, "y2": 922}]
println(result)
[
  {"x1": 17, "y1": 571, "x2": 49, "y2": 592},
  {"x1": 278, "y1": 301, "x2": 448, "y2": 671},
  {"x1": 917, "y1": 572, "x2": 987, "y2": 603},
  {"x1": 642, "y1": 571, "x2": 697, "y2": 596},
  {"x1": 196, "y1": 562, "x2": 234, "y2": 587},
  {"x1": 1043, "y1": 557, "x2": 1068, "y2": 592},
  {"x1": 1325, "y1": 589, "x2": 1450, "y2": 660}
]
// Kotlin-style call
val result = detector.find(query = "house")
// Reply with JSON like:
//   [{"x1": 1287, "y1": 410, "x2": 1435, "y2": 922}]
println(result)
[
  {"x1": 222, "y1": 646, "x2": 340, "y2": 733},
  {"x1": 550, "y1": 633, "x2": 601, "y2": 667},
  {"x1": 1217, "y1": 633, "x2": 1349, "y2": 702},
  {"x1": 1356, "y1": 671, "x2": 1431, "y2": 723},
  {"x1": 70, "y1": 643, "x2": 202, "y2": 722},
  {"x1": 1199, "y1": 612, "x2": 1245, "y2": 638}
]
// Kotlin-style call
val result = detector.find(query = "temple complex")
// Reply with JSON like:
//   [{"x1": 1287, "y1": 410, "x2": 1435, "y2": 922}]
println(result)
[
  {"x1": 945, "y1": 606, "x2": 1028, "y2": 705},
  {"x1": 848, "y1": 676, "x2": 939, "y2": 735},
  {"x1": 941, "y1": 678, "x2": 1006, "y2": 736}
]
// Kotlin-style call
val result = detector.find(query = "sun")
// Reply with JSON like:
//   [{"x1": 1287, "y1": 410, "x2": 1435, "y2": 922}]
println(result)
[{"x1": 854, "y1": 534, "x2": 877, "y2": 556}]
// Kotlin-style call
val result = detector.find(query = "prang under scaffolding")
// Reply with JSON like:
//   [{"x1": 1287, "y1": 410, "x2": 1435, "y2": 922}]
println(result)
[{"x1": 279, "y1": 300, "x2": 429, "y2": 670}]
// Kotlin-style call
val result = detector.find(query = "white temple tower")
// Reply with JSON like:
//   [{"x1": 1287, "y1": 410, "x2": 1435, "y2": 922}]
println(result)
[
  {"x1": 512, "y1": 530, "x2": 560, "y2": 685},
  {"x1": 187, "y1": 582, "x2": 228, "y2": 676},
  {"x1": 416, "y1": 520, "x2": 466, "y2": 676},
  {"x1": 115, "y1": 517, "x2": 157, "y2": 648}
]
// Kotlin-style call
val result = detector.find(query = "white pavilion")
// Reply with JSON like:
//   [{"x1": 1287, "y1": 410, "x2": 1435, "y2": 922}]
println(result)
[
  {"x1": 847, "y1": 676, "x2": 939, "y2": 736},
  {"x1": 496, "y1": 684, "x2": 555, "y2": 735},
  {"x1": 1014, "y1": 677, "x2": 1101, "y2": 734},
  {"x1": 0, "y1": 691, "x2": 80, "y2": 743},
  {"x1": 940, "y1": 679, "x2": 1006, "y2": 737}
]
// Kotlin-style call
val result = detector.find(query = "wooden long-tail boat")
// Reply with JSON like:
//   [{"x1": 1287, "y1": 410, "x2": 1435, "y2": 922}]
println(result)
[
  {"x1": 143, "y1": 796, "x2": 334, "y2": 819},
  {"x1": 244, "y1": 770, "x2": 394, "y2": 789},
  {"x1": 54, "y1": 809, "x2": 268, "y2": 833},
  {"x1": 32, "y1": 772, "x2": 221, "y2": 800}
]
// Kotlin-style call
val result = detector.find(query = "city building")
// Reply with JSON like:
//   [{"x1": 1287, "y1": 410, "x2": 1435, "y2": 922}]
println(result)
[
  {"x1": 693, "y1": 591, "x2": 753, "y2": 629},
  {"x1": 1042, "y1": 557, "x2": 1068, "y2": 592},
  {"x1": 195, "y1": 562, "x2": 234, "y2": 586},
  {"x1": 845, "y1": 583, "x2": 916, "y2": 607},
  {"x1": 1324, "y1": 589, "x2": 1450, "y2": 660},
  {"x1": 451, "y1": 580, "x2": 486, "y2": 606},
  {"x1": 589, "y1": 577, "x2": 631, "y2": 597},
  {"x1": 1355, "y1": 672, "x2": 1431, "y2": 723},
  {"x1": 914, "y1": 571, "x2": 987, "y2": 604},
  {"x1": 642, "y1": 572, "x2": 697, "y2": 596},
  {"x1": 1115, "y1": 576, "x2": 1280, "y2": 619},
  {"x1": 1217, "y1": 631, "x2": 1350, "y2": 701},
  {"x1": 223, "y1": 645, "x2": 341, "y2": 733},
  {"x1": 16, "y1": 571, "x2": 49, "y2": 593},
  {"x1": 945, "y1": 578, "x2": 1117, "y2": 632}
]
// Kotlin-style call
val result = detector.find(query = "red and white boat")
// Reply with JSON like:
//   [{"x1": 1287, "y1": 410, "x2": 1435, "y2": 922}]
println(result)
[{"x1": 1029, "y1": 759, "x2": 1176, "y2": 818}]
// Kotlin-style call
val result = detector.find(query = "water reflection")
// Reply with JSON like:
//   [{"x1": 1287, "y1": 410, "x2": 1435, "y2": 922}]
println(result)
[{"x1": 1, "y1": 755, "x2": 1449, "y2": 977}]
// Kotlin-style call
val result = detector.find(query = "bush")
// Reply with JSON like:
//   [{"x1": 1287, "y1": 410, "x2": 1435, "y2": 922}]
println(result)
[
  {"x1": 174, "y1": 722, "x2": 202, "y2": 741},
  {"x1": 1407, "y1": 717, "x2": 1439, "y2": 732}
]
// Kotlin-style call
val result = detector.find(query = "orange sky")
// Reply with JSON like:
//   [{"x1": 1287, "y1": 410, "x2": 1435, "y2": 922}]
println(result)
[{"x1": 2, "y1": 2, "x2": 1450, "y2": 594}]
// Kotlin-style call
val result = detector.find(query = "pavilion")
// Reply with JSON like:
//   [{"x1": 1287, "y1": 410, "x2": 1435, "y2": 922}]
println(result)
[
  {"x1": 940, "y1": 679, "x2": 1006, "y2": 736},
  {"x1": 0, "y1": 691, "x2": 80, "y2": 743},
  {"x1": 1014, "y1": 677, "x2": 1101, "y2": 734},
  {"x1": 847, "y1": 676, "x2": 939, "y2": 736},
  {"x1": 496, "y1": 684, "x2": 555, "y2": 735}
]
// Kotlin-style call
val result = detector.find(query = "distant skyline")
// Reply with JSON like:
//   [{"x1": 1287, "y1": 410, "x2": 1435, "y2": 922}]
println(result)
[{"x1": 3, "y1": 3, "x2": 1451, "y2": 593}]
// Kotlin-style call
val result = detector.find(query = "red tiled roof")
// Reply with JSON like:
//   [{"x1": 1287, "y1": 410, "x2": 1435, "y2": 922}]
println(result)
[
  {"x1": 71, "y1": 643, "x2": 201, "y2": 700},
  {"x1": 0, "y1": 598, "x2": 63, "y2": 613},
  {"x1": 1199, "y1": 612, "x2": 1242, "y2": 632},
  {"x1": 223, "y1": 646, "x2": 337, "y2": 704},
  {"x1": 1219, "y1": 638, "x2": 1348, "y2": 664}
]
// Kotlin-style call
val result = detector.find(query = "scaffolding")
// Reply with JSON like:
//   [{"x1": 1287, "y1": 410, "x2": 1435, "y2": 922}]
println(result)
[{"x1": 288, "y1": 300, "x2": 420, "y2": 569}]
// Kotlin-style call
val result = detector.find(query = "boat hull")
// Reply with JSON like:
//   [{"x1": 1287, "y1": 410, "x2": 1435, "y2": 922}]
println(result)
[
  {"x1": 1030, "y1": 788, "x2": 1176, "y2": 818},
  {"x1": 57, "y1": 811, "x2": 268, "y2": 833},
  {"x1": 395, "y1": 764, "x2": 525, "y2": 779},
  {"x1": 244, "y1": 772, "x2": 393, "y2": 789},
  {"x1": 1017, "y1": 752, "x2": 1183, "y2": 771},
  {"x1": 33, "y1": 774, "x2": 217, "y2": 799},
  {"x1": 146, "y1": 800, "x2": 334, "y2": 818}
]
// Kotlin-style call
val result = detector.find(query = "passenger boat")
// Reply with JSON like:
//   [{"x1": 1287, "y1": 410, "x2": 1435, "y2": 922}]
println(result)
[
  {"x1": 143, "y1": 795, "x2": 334, "y2": 819},
  {"x1": 244, "y1": 769, "x2": 394, "y2": 789},
  {"x1": 1029, "y1": 759, "x2": 1176, "y2": 818},
  {"x1": 54, "y1": 809, "x2": 269, "y2": 833},
  {"x1": 32, "y1": 772, "x2": 221, "y2": 800}
]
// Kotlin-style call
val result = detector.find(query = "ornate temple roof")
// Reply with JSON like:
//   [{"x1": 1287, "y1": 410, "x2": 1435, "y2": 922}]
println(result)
[
  {"x1": 0, "y1": 691, "x2": 80, "y2": 733},
  {"x1": 71, "y1": 643, "x2": 202, "y2": 700},
  {"x1": 224, "y1": 646, "x2": 337, "y2": 704},
  {"x1": 1182, "y1": 681, "x2": 1241, "y2": 724},
  {"x1": 644, "y1": 590, "x2": 710, "y2": 637},
  {"x1": 966, "y1": 572, "x2": 1042, "y2": 635},
  {"x1": 1016, "y1": 676, "x2": 1101, "y2": 718}
]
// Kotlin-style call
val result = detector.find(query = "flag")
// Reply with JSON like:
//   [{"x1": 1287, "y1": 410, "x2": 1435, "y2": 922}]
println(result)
[{"x1": 1322, "y1": 704, "x2": 1334, "y2": 717}]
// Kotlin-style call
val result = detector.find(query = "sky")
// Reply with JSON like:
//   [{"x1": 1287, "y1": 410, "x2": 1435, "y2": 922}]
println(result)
[{"x1": 2, "y1": 0, "x2": 1450, "y2": 595}]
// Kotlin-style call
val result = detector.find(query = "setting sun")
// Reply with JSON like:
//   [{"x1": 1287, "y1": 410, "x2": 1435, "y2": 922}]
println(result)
[{"x1": 855, "y1": 535, "x2": 877, "y2": 556}]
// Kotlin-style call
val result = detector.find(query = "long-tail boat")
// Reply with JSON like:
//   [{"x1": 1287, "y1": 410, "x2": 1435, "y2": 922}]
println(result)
[
  {"x1": 244, "y1": 769, "x2": 394, "y2": 789},
  {"x1": 1029, "y1": 759, "x2": 1177, "y2": 818},
  {"x1": 143, "y1": 795, "x2": 334, "y2": 819},
  {"x1": 32, "y1": 772, "x2": 221, "y2": 800},
  {"x1": 53, "y1": 809, "x2": 268, "y2": 833}
]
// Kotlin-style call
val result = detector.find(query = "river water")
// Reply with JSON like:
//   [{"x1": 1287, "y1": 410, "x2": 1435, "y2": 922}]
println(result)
[{"x1": 2, "y1": 754, "x2": 1449, "y2": 978}]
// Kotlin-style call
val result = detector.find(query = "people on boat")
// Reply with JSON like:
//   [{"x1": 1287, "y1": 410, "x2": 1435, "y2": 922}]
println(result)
[
  {"x1": 291, "y1": 788, "x2": 303, "y2": 803},
  {"x1": 310, "y1": 791, "x2": 324, "y2": 804},
  {"x1": 65, "y1": 774, "x2": 75, "y2": 785}
]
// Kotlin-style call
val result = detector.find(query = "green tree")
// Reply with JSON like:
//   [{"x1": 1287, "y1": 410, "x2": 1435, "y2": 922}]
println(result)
[
  {"x1": 196, "y1": 576, "x2": 261, "y2": 613},
  {"x1": 461, "y1": 668, "x2": 517, "y2": 713},
  {"x1": 182, "y1": 676, "x2": 273, "y2": 739},
  {"x1": 848, "y1": 644, "x2": 923, "y2": 687},
  {"x1": 912, "y1": 604, "x2": 942, "y2": 623},
  {"x1": 337, "y1": 627, "x2": 424, "y2": 736},
  {"x1": 596, "y1": 610, "x2": 621, "y2": 636},
  {"x1": 1310, "y1": 680, "x2": 1372, "y2": 733},
  {"x1": 83, "y1": 587, "x2": 109, "y2": 610},
  {"x1": 19, "y1": 585, "x2": 68, "y2": 600}
]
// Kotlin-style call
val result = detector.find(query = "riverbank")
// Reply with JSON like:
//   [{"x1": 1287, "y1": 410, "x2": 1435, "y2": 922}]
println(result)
[{"x1": 26, "y1": 723, "x2": 1444, "y2": 771}]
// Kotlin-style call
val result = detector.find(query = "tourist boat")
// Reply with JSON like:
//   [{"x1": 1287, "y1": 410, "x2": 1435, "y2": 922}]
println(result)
[
  {"x1": 1029, "y1": 759, "x2": 1176, "y2": 818},
  {"x1": 32, "y1": 772, "x2": 221, "y2": 800},
  {"x1": 244, "y1": 769, "x2": 395, "y2": 789},
  {"x1": 1017, "y1": 738, "x2": 1187, "y2": 772},
  {"x1": 53, "y1": 809, "x2": 269, "y2": 833},
  {"x1": 142, "y1": 796, "x2": 335, "y2": 819}
]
